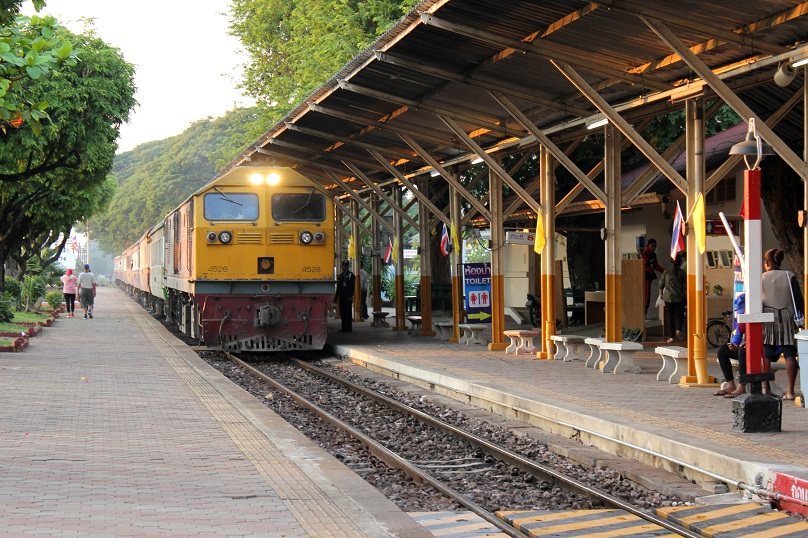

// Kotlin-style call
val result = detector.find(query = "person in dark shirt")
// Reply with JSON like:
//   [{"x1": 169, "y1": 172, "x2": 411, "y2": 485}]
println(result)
[
  {"x1": 641, "y1": 238, "x2": 664, "y2": 319},
  {"x1": 334, "y1": 260, "x2": 356, "y2": 333}
]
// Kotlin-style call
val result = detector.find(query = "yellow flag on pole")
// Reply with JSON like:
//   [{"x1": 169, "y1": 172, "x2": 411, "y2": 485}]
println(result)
[
  {"x1": 392, "y1": 235, "x2": 399, "y2": 265},
  {"x1": 451, "y1": 223, "x2": 461, "y2": 254},
  {"x1": 533, "y1": 209, "x2": 546, "y2": 254},
  {"x1": 692, "y1": 193, "x2": 706, "y2": 254},
  {"x1": 347, "y1": 234, "x2": 356, "y2": 260}
]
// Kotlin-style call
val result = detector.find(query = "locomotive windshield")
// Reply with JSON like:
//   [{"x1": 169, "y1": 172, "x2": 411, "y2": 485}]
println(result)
[
  {"x1": 272, "y1": 192, "x2": 326, "y2": 221},
  {"x1": 203, "y1": 192, "x2": 259, "y2": 221}
]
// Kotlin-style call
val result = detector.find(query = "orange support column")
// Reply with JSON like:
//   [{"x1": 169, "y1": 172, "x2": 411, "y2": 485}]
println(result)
[
  {"x1": 538, "y1": 147, "x2": 555, "y2": 358},
  {"x1": 603, "y1": 123, "x2": 622, "y2": 344},
  {"x1": 604, "y1": 275, "x2": 621, "y2": 342},
  {"x1": 416, "y1": 177, "x2": 435, "y2": 336},
  {"x1": 395, "y1": 273, "x2": 405, "y2": 329},
  {"x1": 540, "y1": 271, "x2": 555, "y2": 358}
]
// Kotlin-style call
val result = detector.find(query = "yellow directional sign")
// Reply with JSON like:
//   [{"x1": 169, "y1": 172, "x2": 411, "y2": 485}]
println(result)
[{"x1": 468, "y1": 312, "x2": 492, "y2": 321}]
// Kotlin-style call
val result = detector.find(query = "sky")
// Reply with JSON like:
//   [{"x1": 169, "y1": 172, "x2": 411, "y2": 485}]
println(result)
[{"x1": 23, "y1": 0, "x2": 254, "y2": 153}]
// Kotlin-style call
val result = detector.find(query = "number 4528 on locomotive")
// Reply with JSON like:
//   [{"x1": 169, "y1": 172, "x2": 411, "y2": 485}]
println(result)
[{"x1": 114, "y1": 166, "x2": 336, "y2": 351}]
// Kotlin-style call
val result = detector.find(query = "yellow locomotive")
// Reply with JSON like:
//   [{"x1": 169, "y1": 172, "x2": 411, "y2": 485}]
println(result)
[{"x1": 114, "y1": 166, "x2": 336, "y2": 351}]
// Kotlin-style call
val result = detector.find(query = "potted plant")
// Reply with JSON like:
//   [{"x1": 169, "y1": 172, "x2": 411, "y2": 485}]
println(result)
[{"x1": 713, "y1": 284, "x2": 723, "y2": 296}]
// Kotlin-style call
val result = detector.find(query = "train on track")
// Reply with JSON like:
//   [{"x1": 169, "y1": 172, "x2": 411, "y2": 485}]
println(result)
[{"x1": 114, "y1": 165, "x2": 336, "y2": 351}]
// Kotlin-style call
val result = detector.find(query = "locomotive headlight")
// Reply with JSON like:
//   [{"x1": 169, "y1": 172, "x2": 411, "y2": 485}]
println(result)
[
  {"x1": 300, "y1": 231, "x2": 314, "y2": 245},
  {"x1": 248, "y1": 173, "x2": 264, "y2": 185},
  {"x1": 313, "y1": 232, "x2": 325, "y2": 244},
  {"x1": 219, "y1": 231, "x2": 233, "y2": 244},
  {"x1": 266, "y1": 173, "x2": 281, "y2": 185},
  {"x1": 206, "y1": 231, "x2": 218, "y2": 243}
]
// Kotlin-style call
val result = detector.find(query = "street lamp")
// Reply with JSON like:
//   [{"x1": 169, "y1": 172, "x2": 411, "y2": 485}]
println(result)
[{"x1": 727, "y1": 118, "x2": 779, "y2": 433}]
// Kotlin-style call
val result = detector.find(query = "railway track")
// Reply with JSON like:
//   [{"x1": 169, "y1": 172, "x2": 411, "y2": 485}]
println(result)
[{"x1": 222, "y1": 352, "x2": 702, "y2": 537}]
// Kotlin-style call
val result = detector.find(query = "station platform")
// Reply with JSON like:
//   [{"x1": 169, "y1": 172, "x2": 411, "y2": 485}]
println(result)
[
  {"x1": 329, "y1": 308, "x2": 808, "y2": 516},
  {"x1": 0, "y1": 287, "x2": 431, "y2": 537}
]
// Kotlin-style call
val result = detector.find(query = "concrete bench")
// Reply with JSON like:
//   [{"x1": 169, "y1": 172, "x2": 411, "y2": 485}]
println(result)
[
  {"x1": 726, "y1": 358, "x2": 785, "y2": 397},
  {"x1": 434, "y1": 321, "x2": 454, "y2": 341},
  {"x1": 503, "y1": 329, "x2": 541, "y2": 355},
  {"x1": 371, "y1": 311, "x2": 390, "y2": 328},
  {"x1": 598, "y1": 341, "x2": 643, "y2": 374},
  {"x1": 549, "y1": 335, "x2": 587, "y2": 362},
  {"x1": 405, "y1": 315, "x2": 422, "y2": 335},
  {"x1": 458, "y1": 323, "x2": 487, "y2": 346},
  {"x1": 654, "y1": 346, "x2": 688, "y2": 384},
  {"x1": 584, "y1": 337, "x2": 605, "y2": 368}
]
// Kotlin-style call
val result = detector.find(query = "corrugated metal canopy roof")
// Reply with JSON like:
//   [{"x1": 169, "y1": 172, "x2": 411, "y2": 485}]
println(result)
[{"x1": 224, "y1": 0, "x2": 808, "y2": 214}]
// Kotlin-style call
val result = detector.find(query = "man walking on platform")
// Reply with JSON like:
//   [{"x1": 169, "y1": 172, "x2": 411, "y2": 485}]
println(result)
[{"x1": 77, "y1": 264, "x2": 97, "y2": 319}]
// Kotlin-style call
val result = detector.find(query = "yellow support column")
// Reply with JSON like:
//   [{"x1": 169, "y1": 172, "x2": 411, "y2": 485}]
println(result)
[
  {"x1": 351, "y1": 200, "x2": 362, "y2": 322},
  {"x1": 681, "y1": 99, "x2": 715, "y2": 386},
  {"x1": 538, "y1": 147, "x2": 555, "y2": 358},
  {"x1": 392, "y1": 187, "x2": 408, "y2": 332},
  {"x1": 450, "y1": 186, "x2": 462, "y2": 342},
  {"x1": 488, "y1": 168, "x2": 507, "y2": 350}
]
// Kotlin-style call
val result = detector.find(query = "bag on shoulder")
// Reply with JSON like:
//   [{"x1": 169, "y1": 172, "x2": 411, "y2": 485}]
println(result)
[
  {"x1": 794, "y1": 312, "x2": 805, "y2": 329},
  {"x1": 787, "y1": 272, "x2": 804, "y2": 329}
]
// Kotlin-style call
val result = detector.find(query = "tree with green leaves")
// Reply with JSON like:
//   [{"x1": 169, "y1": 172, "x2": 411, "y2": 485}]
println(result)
[
  {"x1": 229, "y1": 0, "x2": 418, "y2": 122},
  {"x1": 0, "y1": 27, "x2": 136, "y2": 287},
  {"x1": 1, "y1": 1, "x2": 78, "y2": 134}
]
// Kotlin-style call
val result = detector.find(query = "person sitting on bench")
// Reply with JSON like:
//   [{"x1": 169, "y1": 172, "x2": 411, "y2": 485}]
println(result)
[{"x1": 714, "y1": 293, "x2": 745, "y2": 397}]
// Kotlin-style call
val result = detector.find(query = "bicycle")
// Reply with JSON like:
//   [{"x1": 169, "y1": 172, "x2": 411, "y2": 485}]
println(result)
[{"x1": 705, "y1": 310, "x2": 732, "y2": 348}]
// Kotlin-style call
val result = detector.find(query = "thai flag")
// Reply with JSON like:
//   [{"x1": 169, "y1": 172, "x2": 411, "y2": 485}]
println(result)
[
  {"x1": 383, "y1": 238, "x2": 393, "y2": 264},
  {"x1": 670, "y1": 200, "x2": 685, "y2": 260},
  {"x1": 440, "y1": 223, "x2": 452, "y2": 256}
]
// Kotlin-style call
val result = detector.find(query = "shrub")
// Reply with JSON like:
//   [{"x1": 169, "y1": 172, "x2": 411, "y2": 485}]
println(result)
[
  {"x1": 4, "y1": 277, "x2": 21, "y2": 306},
  {"x1": 20, "y1": 274, "x2": 46, "y2": 311},
  {"x1": 45, "y1": 290, "x2": 63, "y2": 309},
  {"x1": 0, "y1": 292, "x2": 14, "y2": 322}
]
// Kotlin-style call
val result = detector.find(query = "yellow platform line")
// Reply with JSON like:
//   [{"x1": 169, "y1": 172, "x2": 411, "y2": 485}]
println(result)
[{"x1": 126, "y1": 301, "x2": 366, "y2": 538}]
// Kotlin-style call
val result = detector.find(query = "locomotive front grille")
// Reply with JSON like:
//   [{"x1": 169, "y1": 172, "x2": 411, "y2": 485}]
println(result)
[
  {"x1": 270, "y1": 232, "x2": 295, "y2": 244},
  {"x1": 237, "y1": 232, "x2": 262, "y2": 244},
  {"x1": 220, "y1": 333, "x2": 314, "y2": 351}
]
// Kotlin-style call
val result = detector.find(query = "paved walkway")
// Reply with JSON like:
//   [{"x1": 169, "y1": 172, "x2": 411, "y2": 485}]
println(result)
[{"x1": 0, "y1": 287, "x2": 429, "y2": 537}]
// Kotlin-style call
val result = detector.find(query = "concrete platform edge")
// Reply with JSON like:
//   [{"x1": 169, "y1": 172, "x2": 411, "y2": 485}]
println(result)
[{"x1": 328, "y1": 342, "x2": 805, "y2": 500}]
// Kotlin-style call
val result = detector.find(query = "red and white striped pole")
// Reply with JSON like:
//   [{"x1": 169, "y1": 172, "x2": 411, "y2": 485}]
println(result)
[
  {"x1": 734, "y1": 119, "x2": 774, "y2": 387},
  {"x1": 740, "y1": 168, "x2": 768, "y2": 380}
]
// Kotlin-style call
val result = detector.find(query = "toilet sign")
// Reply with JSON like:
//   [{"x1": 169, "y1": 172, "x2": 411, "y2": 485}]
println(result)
[{"x1": 463, "y1": 262, "x2": 492, "y2": 324}]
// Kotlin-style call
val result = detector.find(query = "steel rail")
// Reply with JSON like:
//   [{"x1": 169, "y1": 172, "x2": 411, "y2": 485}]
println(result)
[
  {"x1": 290, "y1": 357, "x2": 702, "y2": 538},
  {"x1": 225, "y1": 352, "x2": 526, "y2": 538}
]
